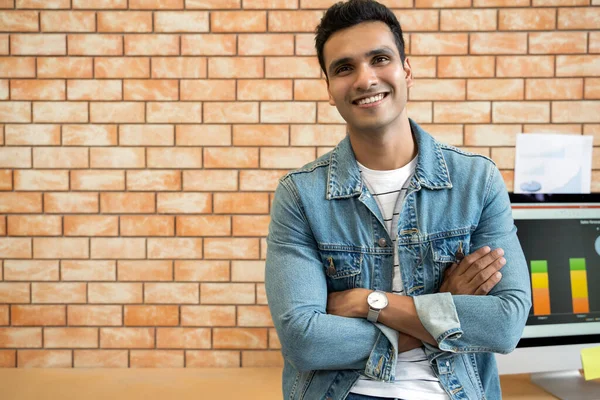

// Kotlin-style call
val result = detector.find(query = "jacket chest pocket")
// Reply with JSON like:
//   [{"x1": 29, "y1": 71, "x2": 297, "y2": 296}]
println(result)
[
  {"x1": 319, "y1": 251, "x2": 362, "y2": 292},
  {"x1": 431, "y1": 233, "x2": 471, "y2": 291}
]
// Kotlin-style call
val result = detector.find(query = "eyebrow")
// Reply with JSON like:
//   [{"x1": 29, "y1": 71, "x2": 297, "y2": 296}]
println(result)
[{"x1": 327, "y1": 47, "x2": 395, "y2": 76}]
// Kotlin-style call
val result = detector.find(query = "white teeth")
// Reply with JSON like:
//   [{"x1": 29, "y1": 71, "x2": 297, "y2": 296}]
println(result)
[{"x1": 356, "y1": 93, "x2": 385, "y2": 105}]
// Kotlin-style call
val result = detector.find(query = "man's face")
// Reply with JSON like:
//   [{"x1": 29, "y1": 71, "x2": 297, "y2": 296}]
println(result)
[{"x1": 323, "y1": 21, "x2": 413, "y2": 134}]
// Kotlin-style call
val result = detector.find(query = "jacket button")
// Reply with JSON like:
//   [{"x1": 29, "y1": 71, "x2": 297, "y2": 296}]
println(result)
[{"x1": 378, "y1": 238, "x2": 387, "y2": 247}]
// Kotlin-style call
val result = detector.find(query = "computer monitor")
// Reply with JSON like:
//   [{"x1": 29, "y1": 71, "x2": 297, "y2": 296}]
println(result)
[{"x1": 496, "y1": 193, "x2": 600, "y2": 399}]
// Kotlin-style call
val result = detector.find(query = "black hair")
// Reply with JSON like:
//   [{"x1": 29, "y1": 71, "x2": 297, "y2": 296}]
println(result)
[{"x1": 315, "y1": 0, "x2": 407, "y2": 79}]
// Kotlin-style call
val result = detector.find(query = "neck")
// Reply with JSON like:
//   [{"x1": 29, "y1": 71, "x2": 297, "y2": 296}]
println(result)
[{"x1": 348, "y1": 113, "x2": 416, "y2": 171}]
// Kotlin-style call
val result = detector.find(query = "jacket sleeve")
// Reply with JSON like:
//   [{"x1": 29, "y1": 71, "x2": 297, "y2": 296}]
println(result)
[
  {"x1": 265, "y1": 177, "x2": 398, "y2": 381},
  {"x1": 413, "y1": 165, "x2": 532, "y2": 356}
]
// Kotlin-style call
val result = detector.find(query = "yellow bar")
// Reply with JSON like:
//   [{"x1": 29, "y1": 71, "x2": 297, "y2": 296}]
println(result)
[
  {"x1": 532, "y1": 273, "x2": 549, "y2": 289},
  {"x1": 570, "y1": 270, "x2": 589, "y2": 299}
]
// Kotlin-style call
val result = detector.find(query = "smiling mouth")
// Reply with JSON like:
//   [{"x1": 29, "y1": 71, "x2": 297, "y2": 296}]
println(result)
[{"x1": 353, "y1": 92, "x2": 389, "y2": 107}]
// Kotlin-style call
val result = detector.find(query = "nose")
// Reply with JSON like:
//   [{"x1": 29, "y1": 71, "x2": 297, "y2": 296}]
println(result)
[{"x1": 353, "y1": 64, "x2": 378, "y2": 92}]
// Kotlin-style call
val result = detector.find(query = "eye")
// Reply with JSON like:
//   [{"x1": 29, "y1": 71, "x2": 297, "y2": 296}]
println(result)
[
  {"x1": 334, "y1": 65, "x2": 352, "y2": 75},
  {"x1": 373, "y1": 56, "x2": 389, "y2": 64}
]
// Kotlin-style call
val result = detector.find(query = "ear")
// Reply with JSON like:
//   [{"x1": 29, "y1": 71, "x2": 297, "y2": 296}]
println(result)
[
  {"x1": 326, "y1": 79, "x2": 336, "y2": 106},
  {"x1": 403, "y1": 58, "x2": 414, "y2": 89}
]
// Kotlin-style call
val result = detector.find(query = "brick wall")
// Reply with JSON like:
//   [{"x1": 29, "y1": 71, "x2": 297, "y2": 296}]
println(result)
[{"x1": 0, "y1": 0, "x2": 598, "y2": 368}]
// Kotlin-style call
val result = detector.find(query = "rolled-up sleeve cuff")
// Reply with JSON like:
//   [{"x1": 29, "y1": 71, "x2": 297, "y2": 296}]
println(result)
[
  {"x1": 363, "y1": 323, "x2": 398, "y2": 382},
  {"x1": 413, "y1": 293, "x2": 463, "y2": 352}
]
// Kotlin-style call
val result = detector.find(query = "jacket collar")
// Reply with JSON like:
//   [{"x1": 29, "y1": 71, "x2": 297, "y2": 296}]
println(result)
[{"x1": 326, "y1": 119, "x2": 452, "y2": 200}]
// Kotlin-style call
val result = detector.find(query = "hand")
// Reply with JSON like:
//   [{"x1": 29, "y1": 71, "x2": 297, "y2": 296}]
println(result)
[
  {"x1": 398, "y1": 333, "x2": 422, "y2": 353},
  {"x1": 440, "y1": 246, "x2": 505, "y2": 295},
  {"x1": 326, "y1": 288, "x2": 371, "y2": 318}
]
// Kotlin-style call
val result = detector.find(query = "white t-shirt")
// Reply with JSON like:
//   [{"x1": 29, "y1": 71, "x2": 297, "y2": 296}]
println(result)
[{"x1": 349, "y1": 158, "x2": 449, "y2": 400}]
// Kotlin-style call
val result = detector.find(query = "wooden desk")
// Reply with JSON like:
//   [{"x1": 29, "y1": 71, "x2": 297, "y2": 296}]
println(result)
[{"x1": 0, "y1": 368, "x2": 570, "y2": 399}]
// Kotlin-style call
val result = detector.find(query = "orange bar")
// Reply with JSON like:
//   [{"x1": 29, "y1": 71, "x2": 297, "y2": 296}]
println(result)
[
  {"x1": 573, "y1": 297, "x2": 589, "y2": 314},
  {"x1": 533, "y1": 287, "x2": 551, "y2": 315}
]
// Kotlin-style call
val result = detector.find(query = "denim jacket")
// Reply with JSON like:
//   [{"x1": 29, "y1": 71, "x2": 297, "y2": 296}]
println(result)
[{"x1": 265, "y1": 119, "x2": 532, "y2": 400}]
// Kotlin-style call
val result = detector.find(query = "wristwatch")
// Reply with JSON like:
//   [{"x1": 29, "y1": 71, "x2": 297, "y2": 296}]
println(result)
[{"x1": 367, "y1": 290, "x2": 389, "y2": 323}]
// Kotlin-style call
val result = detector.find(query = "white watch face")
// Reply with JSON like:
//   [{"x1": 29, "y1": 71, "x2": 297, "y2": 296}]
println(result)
[{"x1": 367, "y1": 291, "x2": 388, "y2": 310}]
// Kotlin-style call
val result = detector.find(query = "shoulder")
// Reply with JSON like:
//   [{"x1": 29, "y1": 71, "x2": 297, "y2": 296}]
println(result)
[{"x1": 279, "y1": 150, "x2": 332, "y2": 185}]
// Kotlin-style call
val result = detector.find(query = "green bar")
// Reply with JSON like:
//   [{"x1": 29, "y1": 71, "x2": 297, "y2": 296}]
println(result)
[
  {"x1": 530, "y1": 260, "x2": 548, "y2": 274},
  {"x1": 569, "y1": 258, "x2": 586, "y2": 271}
]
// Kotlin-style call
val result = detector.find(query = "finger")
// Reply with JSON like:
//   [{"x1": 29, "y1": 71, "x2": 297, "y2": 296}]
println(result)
[
  {"x1": 468, "y1": 256, "x2": 506, "y2": 288},
  {"x1": 444, "y1": 263, "x2": 458, "y2": 278},
  {"x1": 474, "y1": 271, "x2": 502, "y2": 295},
  {"x1": 461, "y1": 247, "x2": 505, "y2": 282},
  {"x1": 454, "y1": 246, "x2": 492, "y2": 276}
]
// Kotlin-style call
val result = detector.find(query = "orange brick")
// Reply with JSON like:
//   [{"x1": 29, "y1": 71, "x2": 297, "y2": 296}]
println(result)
[
  {"x1": 523, "y1": 124, "x2": 581, "y2": 134},
  {"x1": 409, "y1": 79, "x2": 465, "y2": 101},
  {"x1": 0, "y1": 238, "x2": 31, "y2": 258},
  {"x1": 130, "y1": 0, "x2": 182, "y2": 8},
  {"x1": 186, "y1": 0, "x2": 239, "y2": 7},
  {"x1": 0, "y1": 57, "x2": 34, "y2": 78},
  {"x1": 0, "y1": 283, "x2": 30, "y2": 303},
  {"x1": 88, "y1": 282, "x2": 143, "y2": 304},
  {"x1": 62, "y1": 124, "x2": 118, "y2": 145},
  {"x1": 204, "y1": 238, "x2": 259, "y2": 260},
  {"x1": 438, "y1": 56, "x2": 495, "y2": 78},
  {"x1": 260, "y1": 147, "x2": 315, "y2": 169},
  {"x1": 44, "y1": 193, "x2": 99, "y2": 214},
  {"x1": 45, "y1": 327, "x2": 98, "y2": 348},
  {"x1": 120, "y1": 215, "x2": 174, "y2": 237},
  {"x1": 293, "y1": 79, "x2": 328, "y2": 101},
  {"x1": 18, "y1": 0, "x2": 71, "y2": 7},
  {"x1": 180, "y1": 80, "x2": 235, "y2": 101},
  {"x1": 90, "y1": 102, "x2": 145, "y2": 123},
  {"x1": 493, "y1": 101, "x2": 550, "y2": 123},
  {"x1": 239, "y1": 170, "x2": 286, "y2": 191},
  {"x1": 529, "y1": 32, "x2": 587, "y2": 54},
  {"x1": 7, "y1": 215, "x2": 62, "y2": 236},
  {"x1": 435, "y1": 102, "x2": 491, "y2": 123},
  {"x1": 33, "y1": 238, "x2": 87, "y2": 259},
  {"x1": 32, "y1": 282, "x2": 86, "y2": 303},
  {"x1": 147, "y1": 102, "x2": 202, "y2": 123},
  {"x1": 127, "y1": 170, "x2": 181, "y2": 191},
  {"x1": 406, "y1": 103, "x2": 434, "y2": 123},
  {"x1": 71, "y1": 170, "x2": 124, "y2": 191},
  {"x1": 146, "y1": 147, "x2": 202, "y2": 169},
  {"x1": 261, "y1": 102, "x2": 316, "y2": 123},
  {"x1": 74, "y1": 350, "x2": 127, "y2": 368},
  {"x1": 100, "y1": 328, "x2": 154, "y2": 348},
  {"x1": 38, "y1": 57, "x2": 92, "y2": 78},
  {"x1": 211, "y1": 10, "x2": 265, "y2": 32},
  {"x1": 0, "y1": 170, "x2": 11, "y2": 191},
  {"x1": 213, "y1": 328, "x2": 266, "y2": 349},
  {"x1": 18, "y1": 350, "x2": 71, "y2": 367},
  {"x1": 201, "y1": 283, "x2": 255, "y2": 304},
  {"x1": 157, "y1": 193, "x2": 211, "y2": 214},
  {"x1": 392, "y1": 9, "x2": 438, "y2": 32},
  {"x1": 0, "y1": 193, "x2": 40, "y2": 213},
  {"x1": 526, "y1": 78, "x2": 583, "y2": 100},
  {"x1": 33, "y1": 101, "x2": 87, "y2": 123},
  {"x1": 534, "y1": 0, "x2": 589, "y2": 4},
  {"x1": 144, "y1": 282, "x2": 199, "y2": 303},
  {"x1": 154, "y1": 11, "x2": 208, "y2": 33},
  {"x1": 91, "y1": 238, "x2": 146, "y2": 259},
  {"x1": 586, "y1": 78, "x2": 600, "y2": 99},
  {"x1": 467, "y1": 79, "x2": 524, "y2": 101},
  {"x1": 10, "y1": 79, "x2": 64, "y2": 101},
  {"x1": 72, "y1": 0, "x2": 127, "y2": 7},
  {"x1": 558, "y1": 7, "x2": 600, "y2": 30},
  {"x1": 238, "y1": 305, "x2": 272, "y2": 327},
  {"x1": 97, "y1": 11, "x2": 152, "y2": 33},
  {"x1": 68, "y1": 305, "x2": 122, "y2": 326},
  {"x1": 268, "y1": 10, "x2": 322, "y2": 32},
  {"x1": 232, "y1": 216, "x2": 269, "y2": 237},
  {"x1": 118, "y1": 260, "x2": 173, "y2": 282},
  {"x1": 147, "y1": 238, "x2": 203, "y2": 260},
  {"x1": 265, "y1": 57, "x2": 320, "y2": 78},
  {"x1": 181, "y1": 34, "x2": 235, "y2": 56},
  {"x1": 124, "y1": 79, "x2": 178, "y2": 101},
  {"x1": 10, "y1": 305, "x2": 67, "y2": 326},
  {"x1": 464, "y1": 124, "x2": 521, "y2": 146},
  {"x1": 63, "y1": 215, "x2": 118, "y2": 237},
  {"x1": 213, "y1": 192, "x2": 267, "y2": 214},
  {"x1": 125, "y1": 305, "x2": 179, "y2": 326},
  {"x1": 245, "y1": 0, "x2": 295, "y2": 7},
  {"x1": 0, "y1": 147, "x2": 31, "y2": 168},
  {"x1": 0, "y1": 10, "x2": 39, "y2": 31},
  {"x1": 410, "y1": 33, "x2": 468, "y2": 55},
  {"x1": 295, "y1": 34, "x2": 315, "y2": 56},
  {"x1": 490, "y1": 147, "x2": 515, "y2": 169},
  {"x1": 238, "y1": 34, "x2": 293, "y2": 56},
  {"x1": 186, "y1": 350, "x2": 239, "y2": 367},
  {"x1": 95, "y1": 57, "x2": 150, "y2": 78},
  {"x1": 233, "y1": 125, "x2": 288, "y2": 146},
  {"x1": 557, "y1": 56, "x2": 600, "y2": 77},
  {"x1": 269, "y1": 328, "x2": 280, "y2": 349},
  {"x1": 317, "y1": 102, "x2": 347, "y2": 124},
  {"x1": 125, "y1": 34, "x2": 179, "y2": 56},
  {"x1": 497, "y1": 56, "x2": 554, "y2": 77},
  {"x1": 238, "y1": 79, "x2": 292, "y2": 101},
  {"x1": 470, "y1": 33, "x2": 527, "y2": 55},
  {"x1": 4, "y1": 260, "x2": 57, "y2": 281},
  {"x1": 68, "y1": 34, "x2": 122, "y2": 56},
  {"x1": 62, "y1": 260, "x2": 116, "y2": 281},
  {"x1": 181, "y1": 306, "x2": 235, "y2": 327},
  {"x1": 591, "y1": 32, "x2": 600, "y2": 54},
  {"x1": 0, "y1": 102, "x2": 31, "y2": 123},
  {"x1": 208, "y1": 57, "x2": 263, "y2": 78},
  {"x1": 242, "y1": 351, "x2": 283, "y2": 367},
  {"x1": 175, "y1": 260, "x2": 230, "y2": 282},
  {"x1": 121, "y1": 125, "x2": 174, "y2": 146},
  {"x1": 100, "y1": 192, "x2": 154, "y2": 213},
  {"x1": 473, "y1": 0, "x2": 529, "y2": 5},
  {"x1": 11, "y1": 34, "x2": 66, "y2": 55},
  {"x1": 552, "y1": 101, "x2": 600, "y2": 123},
  {"x1": 130, "y1": 350, "x2": 184, "y2": 367},
  {"x1": 152, "y1": 57, "x2": 206, "y2": 78},
  {"x1": 176, "y1": 216, "x2": 231, "y2": 237},
  {"x1": 203, "y1": 102, "x2": 258, "y2": 124},
  {"x1": 156, "y1": 328, "x2": 210, "y2": 348},
  {"x1": 416, "y1": 0, "x2": 470, "y2": 5},
  {"x1": 440, "y1": 9, "x2": 496, "y2": 31},
  {"x1": 231, "y1": 261, "x2": 265, "y2": 282},
  {"x1": 183, "y1": 170, "x2": 237, "y2": 191},
  {"x1": 90, "y1": 148, "x2": 144, "y2": 169},
  {"x1": 14, "y1": 170, "x2": 69, "y2": 191},
  {"x1": 202, "y1": 148, "x2": 257, "y2": 169},
  {"x1": 33, "y1": 147, "x2": 87, "y2": 169},
  {"x1": 41, "y1": 11, "x2": 95, "y2": 32},
  {"x1": 0, "y1": 79, "x2": 5, "y2": 99},
  {"x1": 176, "y1": 125, "x2": 231, "y2": 146},
  {"x1": 499, "y1": 8, "x2": 556, "y2": 31}
]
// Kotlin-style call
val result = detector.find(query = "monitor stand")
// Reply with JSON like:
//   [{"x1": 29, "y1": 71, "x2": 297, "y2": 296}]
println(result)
[{"x1": 530, "y1": 370, "x2": 600, "y2": 400}]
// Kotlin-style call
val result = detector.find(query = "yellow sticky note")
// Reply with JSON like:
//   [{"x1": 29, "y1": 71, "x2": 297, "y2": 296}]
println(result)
[{"x1": 581, "y1": 346, "x2": 600, "y2": 381}]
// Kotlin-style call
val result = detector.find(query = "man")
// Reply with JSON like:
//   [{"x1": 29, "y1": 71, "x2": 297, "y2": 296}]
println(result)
[{"x1": 265, "y1": 1, "x2": 532, "y2": 399}]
